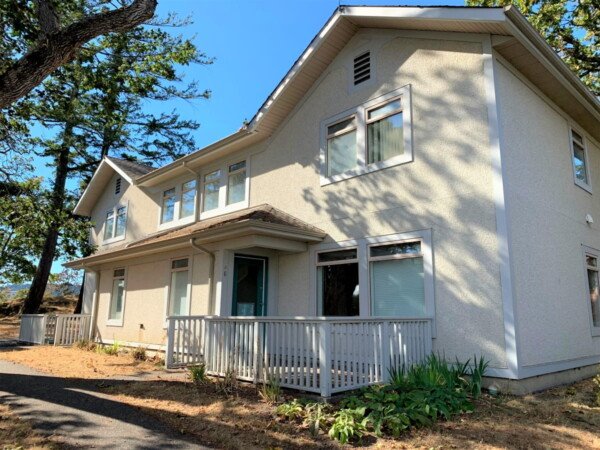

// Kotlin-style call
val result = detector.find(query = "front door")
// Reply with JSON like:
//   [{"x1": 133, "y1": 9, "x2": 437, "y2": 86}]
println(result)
[{"x1": 232, "y1": 255, "x2": 268, "y2": 316}]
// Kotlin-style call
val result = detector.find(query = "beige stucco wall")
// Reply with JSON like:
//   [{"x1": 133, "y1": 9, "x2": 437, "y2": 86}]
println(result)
[
  {"x1": 89, "y1": 30, "x2": 508, "y2": 369},
  {"x1": 247, "y1": 30, "x2": 507, "y2": 367},
  {"x1": 89, "y1": 172, "x2": 159, "y2": 249},
  {"x1": 497, "y1": 60, "x2": 600, "y2": 369},
  {"x1": 94, "y1": 248, "x2": 211, "y2": 346}
]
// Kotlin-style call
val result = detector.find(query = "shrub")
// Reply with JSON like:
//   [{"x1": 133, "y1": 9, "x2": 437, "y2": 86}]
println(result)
[
  {"x1": 328, "y1": 407, "x2": 368, "y2": 444},
  {"x1": 131, "y1": 347, "x2": 147, "y2": 361},
  {"x1": 593, "y1": 374, "x2": 600, "y2": 406},
  {"x1": 188, "y1": 364, "x2": 208, "y2": 385},
  {"x1": 215, "y1": 368, "x2": 238, "y2": 395},
  {"x1": 276, "y1": 399, "x2": 304, "y2": 421},
  {"x1": 75, "y1": 340, "x2": 97, "y2": 351},
  {"x1": 97, "y1": 341, "x2": 120, "y2": 356},
  {"x1": 258, "y1": 376, "x2": 281, "y2": 404}
]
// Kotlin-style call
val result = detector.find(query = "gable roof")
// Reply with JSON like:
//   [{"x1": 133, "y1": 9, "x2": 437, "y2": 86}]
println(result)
[
  {"x1": 65, "y1": 204, "x2": 326, "y2": 268},
  {"x1": 132, "y1": 5, "x2": 600, "y2": 188},
  {"x1": 73, "y1": 157, "x2": 154, "y2": 216}
]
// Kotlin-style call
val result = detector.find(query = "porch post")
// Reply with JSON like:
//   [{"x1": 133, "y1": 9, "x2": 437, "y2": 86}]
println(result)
[
  {"x1": 166, "y1": 317, "x2": 175, "y2": 369},
  {"x1": 319, "y1": 322, "x2": 331, "y2": 397},
  {"x1": 252, "y1": 320, "x2": 261, "y2": 383}
]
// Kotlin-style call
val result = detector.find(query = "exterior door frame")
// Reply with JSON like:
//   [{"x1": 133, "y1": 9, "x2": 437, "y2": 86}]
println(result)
[{"x1": 231, "y1": 254, "x2": 269, "y2": 316}]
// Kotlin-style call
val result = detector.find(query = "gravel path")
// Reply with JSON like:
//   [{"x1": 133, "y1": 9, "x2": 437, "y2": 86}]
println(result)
[{"x1": 0, "y1": 359, "x2": 208, "y2": 449}]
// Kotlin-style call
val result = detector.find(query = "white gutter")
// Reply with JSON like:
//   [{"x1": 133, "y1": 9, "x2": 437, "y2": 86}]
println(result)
[{"x1": 189, "y1": 238, "x2": 216, "y2": 315}]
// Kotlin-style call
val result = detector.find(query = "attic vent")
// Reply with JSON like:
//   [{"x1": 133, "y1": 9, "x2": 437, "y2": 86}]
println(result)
[
  {"x1": 115, "y1": 177, "x2": 122, "y2": 195},
  {"x1": 353, "y1": 52, "x2": 371, "y2": 85}
]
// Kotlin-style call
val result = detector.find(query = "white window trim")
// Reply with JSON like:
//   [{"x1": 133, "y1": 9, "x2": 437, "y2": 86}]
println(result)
[
  {"x1": 199, "y1": 158, "x2": 250, "y2": 220},
  {"x1": 158, "y1": 179, "x2": 198, "y2": 231},
  {"x1": 320, "y1": 85, "x2": 413, "y2": 186},
  {"x1": 103, "y1": 202, "x2": 128, "y2": 245},
  {"x1": 107, "y1": 267, "x2": 126, "y2": 327},
  {"x1": 570, "y1": 127, "x2": 592, "y2": 194},
  {"x1": 163, "y1": 256, "x2": 193, "y2": 328},
  {"x1": 582, "y1": 245, "x2": 600, "y2": 337},
  {"x1": 310, "y1": 229, "x2": 435, "y2": 335}
]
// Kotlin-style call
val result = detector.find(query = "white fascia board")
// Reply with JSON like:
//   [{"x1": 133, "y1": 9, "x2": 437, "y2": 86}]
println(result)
[
  {"x1": 103, "y1": 158, "x2": 135, "y2": 184},
  {"x1": 341, "y1": 6, "x2": 506, "y2": 23}
]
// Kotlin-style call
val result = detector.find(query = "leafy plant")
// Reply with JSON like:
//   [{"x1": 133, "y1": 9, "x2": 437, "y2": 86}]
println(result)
[
  {"x1": 98, "y1": 341, "x2": 120, "y2": 356},
  {"x1": 258, "y1": 376, "x2": 281, "y2": 404},
  {"x1": 328, "y1": 407, "x2": 368, "y2": 444},
  {"x1": 188, "y1": 364, "x2": 208, "y2": 385},
  {"x1": 131, "y1": 347, "x2": 147, "y2": 361},
  {"x1": 276, "y1": 399, "x2": 305, "y2": 421},
  {"x1": 469, "y1": 355, "x2": 490, "y2": 399},
  {"x1": 305, "y1": 401, "x2": 330, "y2": 437}
]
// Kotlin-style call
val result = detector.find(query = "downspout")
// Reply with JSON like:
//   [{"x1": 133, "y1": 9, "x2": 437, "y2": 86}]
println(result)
[{"x1": 189, "y1": 238, "x2": 216, "y2": 315}]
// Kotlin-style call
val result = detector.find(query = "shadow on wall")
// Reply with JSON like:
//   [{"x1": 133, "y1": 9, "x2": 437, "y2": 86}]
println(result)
[{"x1": 250, "y1": 39, "x2": 507, "y2": 368}]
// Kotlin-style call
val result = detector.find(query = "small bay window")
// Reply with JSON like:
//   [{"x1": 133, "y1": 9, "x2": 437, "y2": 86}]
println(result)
[{"x1": 320, "y1": 85, "x2": 412, "y2": 185}]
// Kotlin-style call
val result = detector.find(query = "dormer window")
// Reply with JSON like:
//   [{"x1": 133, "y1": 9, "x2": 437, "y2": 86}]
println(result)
[{"x1": 115, "y1": 177, "x2": 122, "y2": 195}]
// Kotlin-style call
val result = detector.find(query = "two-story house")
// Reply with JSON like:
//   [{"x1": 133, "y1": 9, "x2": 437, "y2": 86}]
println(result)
[{"x1": 66, "y1": 6, "x2": 600, "y2": 396}]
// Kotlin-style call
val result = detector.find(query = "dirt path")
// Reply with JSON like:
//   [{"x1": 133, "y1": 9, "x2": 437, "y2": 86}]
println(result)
[{"x1": 0, "y1": 359, "x2": 208, "y2": 449}]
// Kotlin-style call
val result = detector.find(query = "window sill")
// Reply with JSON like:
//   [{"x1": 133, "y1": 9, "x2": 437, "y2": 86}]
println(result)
[
  {"x1": 106, "y1": 320, "x2": 123, "y2": 327},
  {"x1": 158, "y1": 215, "x2": 196, "y2": 231},
  {"x1": 200, "y1": 200, "x2": 249, "y2": 220},
  {"x1": 574, "y1": 179, "x2": 593, "y2": 194},
  {"x1": 103, "y1": 235, "x2": 126, "y2": 245},
  {"x1": 321, "y1": 153, "x2": 413, "y2": 186}
]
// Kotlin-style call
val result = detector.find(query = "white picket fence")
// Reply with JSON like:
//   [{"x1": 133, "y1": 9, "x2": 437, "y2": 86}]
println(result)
[
  {"x1": 19, "y1": 314, "x2": 91, "y2": 346},
  {"x1": 166, "y1": 316, "x2": 433, "y2": 396}
]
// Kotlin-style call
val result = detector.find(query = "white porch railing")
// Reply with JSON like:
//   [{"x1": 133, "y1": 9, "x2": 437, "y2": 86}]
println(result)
[
  {"x1": 19, "y1": 314, "x2": 91, "y2": 346},
  {"x1": 166, "y1": 316, "x2": 433, "y2": 397}
]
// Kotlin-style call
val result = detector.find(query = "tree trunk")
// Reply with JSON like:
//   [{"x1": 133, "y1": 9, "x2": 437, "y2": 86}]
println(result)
[{"x1": 21, "y1": 135, "x2": 71, "y2": 314}]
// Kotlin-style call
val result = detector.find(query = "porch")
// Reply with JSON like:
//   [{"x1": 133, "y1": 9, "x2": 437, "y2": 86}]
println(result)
[{"x1": 166, "y1": 315, "x2": 433, "y2": 397}]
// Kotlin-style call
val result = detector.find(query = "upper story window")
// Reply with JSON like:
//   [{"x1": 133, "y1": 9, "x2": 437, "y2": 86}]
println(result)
[
  {"x1": 103, "y1": 205, "x2": 127, "y2": 243},
  {"x1": 160, "y1": 180, "x2": 197, "y2": 228},
  {"x1": 200, "y1": 159, "x2": 248, "y2": 218},
  {"x1": 584, "y1": 247, "x2": 600, "y2": 337},
  {"x1": 571, "y1": 128, "x2": 591, "y2": 192},
  {"x1": 320, "y1": 85, "x2": 413, "y2": 185}
]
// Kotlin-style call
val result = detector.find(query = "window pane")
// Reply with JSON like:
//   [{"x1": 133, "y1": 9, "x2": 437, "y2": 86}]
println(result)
[
  {"x1": 109, "y1": 278, "x2": 124, "y2": 320},
  {"x1": 573, "y1": 141, "x2": 588, "y2": 183},
  {"x1": 318, "y1": 263, "x2": 359, "y2": 316},
  {"x1": 172, "y1": 258, "x2": 188, "y2": 270},
  {"x1": 169, "y1": 270, "x2": 189, "y2": 316},
  {"x1": 327, "y1": 129, "x2": 357, "y2": 176},
  {"x1": 227, "y1": 170, "x2": 246, "y2": 205},
  {"x1": 371, "y1": 257, "x2": 425, "y2": 317},
  {"x1": 113, "y1": 268, "x2": 125, "y2": 278},
  {"x1": 588, "y1": 268, "x2": 600, "y2": 327},
  {"x1": 318, "y1": 249, "x2": 357, "y2": 263},
  {"x1": 229, "y1": 161, "x2": 246, "y2": 172},
  {"x1": 115, "y1": 207, "x2": 126, "y2": 237},
  {"x1": 183, "y1": 180, "x2": 196, "y2": 191},
  {"x1": 370, "y1": 241, "x2": 421, "y2": 258},
  {"x1": 104, "y1": 211, "x2": 115, "y2": 240},
  {"x1": 588, "y1": 256, "x2": 597, "y2": 267},
  {"x1": 327, "y1": 117, "x2": 355, "y2": 136},
  {"x1": 205, "y1": 170, "x2": 221, "y2": 182},
  {"x1": 203, "y1": 181, "x2": 220, "y2": 211},
  {"x1": 161, "y1": 188, "x2": 176, "y2": 223},
  {"x1": 572, "y1": 130, "x2": 583, "y2": 143},
  {"x1": 367, "y1": 111, "x2": 404, "y2": 164},
  {"x1": 180, "y1": 188, "x2": 196, "y2": 218},
  {"x1": 368, "y1": 99, "x2": 401, "y2": 121}
]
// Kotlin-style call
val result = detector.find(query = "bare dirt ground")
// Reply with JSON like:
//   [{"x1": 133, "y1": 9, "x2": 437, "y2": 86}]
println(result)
[
  {"x1": 0, "y1": 345, "x2": 161, "y2": 379},
  {"x1": 0, "y1": 403, "x2": 62, "y2": 449},
  {"x1": 105, "y1": 375, "x2": 600, "y2": 450},
  {"x1": 2, "y1": 346, "x2": 600, "y2": 449}
]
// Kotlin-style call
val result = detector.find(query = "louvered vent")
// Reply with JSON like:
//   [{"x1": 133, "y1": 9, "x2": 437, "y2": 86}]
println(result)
[
  {"x1": 115, "y1": 177, "x2": 122, "y2": 195},
  {"x1": 353, "y1": 52, "x2": 371, "y2": 85}
]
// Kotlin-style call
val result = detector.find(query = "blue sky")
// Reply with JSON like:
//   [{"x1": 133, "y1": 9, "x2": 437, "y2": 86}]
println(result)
[{"x1": 42, "y1": 0, "x2": 465, "y2": 272}]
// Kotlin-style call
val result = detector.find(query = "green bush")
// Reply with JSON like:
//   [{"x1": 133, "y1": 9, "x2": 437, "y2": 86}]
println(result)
[
  {"x1": 97, "y1": 341, "x2": 120, "y2": 356},
  {"x1": 277, "y1": 354, "x2": 489, "y2": 444},
  {"x1": 593, "y1": 374, "x2": 600, "y2": 406},
  {"x1": 188, "y1": 364, "x2": 208, "y2": 385}
]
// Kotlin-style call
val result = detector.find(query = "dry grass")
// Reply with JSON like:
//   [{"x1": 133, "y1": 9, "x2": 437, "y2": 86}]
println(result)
[
  {"x1": 0, "y1": 345, "x2": 161, "y2": 379},
  {"x1": 0, "y1": 315, "x2": 20, "y2": 339},
  {"x1": 0, "y1": 403, "x2": 61, "y2": 449},
  {"x1": 104, "y1": 377, "x2": 600, "y2": 450}
]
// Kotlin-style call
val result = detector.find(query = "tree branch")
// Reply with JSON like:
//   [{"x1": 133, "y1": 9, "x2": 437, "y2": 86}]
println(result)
[{"x1": 0, "y1": 0, "x2": 158, "y2": 109}]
